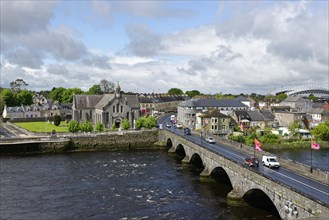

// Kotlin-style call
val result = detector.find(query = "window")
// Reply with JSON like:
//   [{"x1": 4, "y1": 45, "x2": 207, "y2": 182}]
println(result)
[
  {"x1": 121, "y1": 105, "x2": 123, "y2": 113},
  {"x1": 113, "y1": 106, "x2": 115, "y2": 112}
]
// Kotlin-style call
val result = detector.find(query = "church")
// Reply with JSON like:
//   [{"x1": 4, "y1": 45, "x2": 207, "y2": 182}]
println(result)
[{"x1": 72, "y1": 82, "x2": 140, "y2": 129}]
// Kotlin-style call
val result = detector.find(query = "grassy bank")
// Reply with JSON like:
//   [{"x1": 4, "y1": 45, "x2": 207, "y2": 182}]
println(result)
[{"x1": 14, "y1": 121, "x2": 68, "y2": 133}]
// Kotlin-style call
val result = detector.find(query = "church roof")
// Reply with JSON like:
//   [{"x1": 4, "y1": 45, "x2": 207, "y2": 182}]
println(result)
[
  {"x1": 73, "y1": 95, "x2": 104, "y2": 109},
  {"x1": 95, "y1": 94, "x2": 115, "y2": 110}
]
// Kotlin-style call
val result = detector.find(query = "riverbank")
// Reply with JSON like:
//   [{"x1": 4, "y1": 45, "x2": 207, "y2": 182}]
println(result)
[{"x1": 0, "y1": 130, "x2": 165, "y2": 155}]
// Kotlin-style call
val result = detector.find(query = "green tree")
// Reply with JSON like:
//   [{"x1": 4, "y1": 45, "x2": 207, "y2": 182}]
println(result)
[
  {"x1": 95, "y1": 122, "x2": 104, "y2": 132},
  {"x1": 122, "y1": 118, "x2": 131, "y2": 130},
  {"x1": 16, "y1": 89, "x2": 33, "y2": 105},
  {"x1": 49, "y1": 87, "x2": 66, "y2": 102},
  {"x1": 53, "y1": 115, "x2": 61, "y2": 126},
  {"x1": 308, "y1": 94, "x2": 316, "y2": 101},
  {"x1": 0, "y1": 97, "x2": 5, "y2": 114},
  {"x1": 311, "y1": 122, "x2": 329, "y2": 141},
  {"x1": 135, "y1": 117, "x2": 145, "y2": 130},
  {"x1": 80, "y1": 120, "x2": 93, "y2": 132},
  {"x1": 68, "y1": 120, "x2": 80, "y2": 133},
  {"x1": 143, "y1": 116, "x2": 157, "y2": 128},
  {"x1": 185, "y1": 90, "x2": 201, "y2": 97},
  {"x1": 88, "y1": 84, "x2": 102, "y2": 94},
  {"x1": 259, "y1": 133, "x2": 281, "y2": 144},
  {"x1": 276, "y1": 93, "x2": 288, "y2": 102},
  {"x1": 62, "y1": 88, "x2": 84, "y2": 103},
  {"x1": 10, "y1": 78, "x2": 28, "y2": 92},
  {"x1": 168, "y1": 88, "x2": 183, "y2": 95},
  {"x1": 288, "y1": 121, "x2": 300, "y2": 137},
  {"x1": 0, "y1": 89, "x2": 15, "y2": 106}
]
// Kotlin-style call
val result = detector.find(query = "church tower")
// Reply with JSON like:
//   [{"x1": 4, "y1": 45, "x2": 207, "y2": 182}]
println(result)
[{"x1": 115, "y1": 81, "x2": 121, "y2": 98}]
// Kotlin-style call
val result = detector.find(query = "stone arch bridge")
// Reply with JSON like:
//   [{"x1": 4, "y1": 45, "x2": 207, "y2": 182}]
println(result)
[{"x1": 159, "y1": 130, "x2": 329, "y2": 220}]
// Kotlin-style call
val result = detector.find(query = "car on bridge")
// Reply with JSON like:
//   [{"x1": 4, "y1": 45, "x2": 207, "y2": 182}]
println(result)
[
  {"x1": 243, "y1": 157, "x2": 259, "y2": 167},
  {"x1": 205, "y1": 136, "x2": 215, "y2": 144},
  {"x1": 165, "y1": 121, "x2": 171, "y2": 128},
  {"x1": 175, "y1": 123, "x2": 183, "y2": 129},
  {"x1": 184, "y1": 128, "x2": 191, "y2": 135}
]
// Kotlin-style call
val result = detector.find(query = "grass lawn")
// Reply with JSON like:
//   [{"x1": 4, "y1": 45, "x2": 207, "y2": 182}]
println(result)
[{"x1": 14, "y1": 121, "x2": 69, "y2": 133}]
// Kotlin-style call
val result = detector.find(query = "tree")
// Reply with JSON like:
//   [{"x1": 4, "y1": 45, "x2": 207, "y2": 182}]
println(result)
[
  {"x1": 0, "y1": 97, "x2": 4, "y2": 114},
  {"x1": 68, "y1": 120, "x2": 80, "y2": 133},
  {"x1": 53, "y1": 115, "x2": 61, "y2": 126},
  {"x1": 88, "y1": 84, "x2": 102, "y2": 94},
  {"x1": 311, "y1": 122, "x2": 329, "y2": 141},
  {"x1": 80, "y1": 120, "x2": 94, "y2": 132},
  {"x1": 122, "y1": 118, "x2": 131, "y2": 130},
  {"x1": 276, "y1": 93, "x2": 287, "y2": 102},
  {"x1": 10, "y1": 78, "x2": 28, "y2": 92},
  {"x1": 0, "y1": 89, "x2": 15, "y2": 106},
  {"x1": 168, "y1": 88, "x2": 183, "y2": 95},
  {"x1": 49, "y1": 87, "x2": 66, "y2": 102},
  {"x1": 16, "y1": 90, "x2": 33, "y2": 105},
  {"x1": 144, "y1": 116, "x2": 157, "y2": 128},
  {"x1": 100, "y1": 79, "x2": 115, "y2": 93},
  {"x1": 135, "y1": 117, "x2": 145, "y2": 130},
  {"x1": 308, "y1": 94, "x2": 316, "y2": 101},
  {"x1": 185, "y1": 90, "x2": 201, "y2": 97},
  {"x1": 62, "y1": 88, "x2": 84, "y2": 103},
  {"x1": 288, "y1": 121, "x2": 300, "y2": 137},
  {"x1": 95, "y1": 122, "x2": 104, "y2": 132}
]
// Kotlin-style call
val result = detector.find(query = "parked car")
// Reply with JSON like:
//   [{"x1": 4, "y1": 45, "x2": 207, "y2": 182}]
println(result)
[
  {"x1": 244, "y1": 157, "x2": 259, "y2": 167},
  {"x1": 175, "y1": 123, "x2": 183, "y2": 129},
  {"x1": 205, "y1": 136, "x2": 215, "y2": 144},
  {"x1": 262, "y1": 155, "x2": 280, "y2": 169},
  {"x1": 184, "y1": 128, "x2": 191, "y2": 135}
]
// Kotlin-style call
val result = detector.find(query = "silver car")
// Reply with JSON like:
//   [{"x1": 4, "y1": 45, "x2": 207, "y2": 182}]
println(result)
[{"x1": 205, "y1": 137, "x2": 215, "y2": 144}]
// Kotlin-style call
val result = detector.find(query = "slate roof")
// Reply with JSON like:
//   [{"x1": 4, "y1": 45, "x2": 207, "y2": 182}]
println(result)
[
  {"x1": 235, "y1": 96, "x2": 249, "y2": 101},
  {"x1": 200, "y1": 110, "x2": 230, "y2": 118},
  {"x1": 180, "y1": 98, "x2": 247, "y2": 108},
  {"x1": 73, "y1": 95, "x2": 104, "y2": 109},
  {"x1": 260, "y1": 110, "x2": 275, "y2": 121},
  {"x1": 234, "y1": 110, "x2": 251, "y2": 121},
  {"x1": 95, "y1": 94, "x2": 115, "y2": 110},
  {"x1": 247, "y1": 110, "x2": 264, "y2": 121},
  {"x1": 123, "y1": 95, "x2": 140, "y2": 108}
]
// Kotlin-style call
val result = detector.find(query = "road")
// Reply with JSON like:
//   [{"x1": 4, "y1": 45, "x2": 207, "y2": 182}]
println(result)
[{"x1": 158, "y1": 115, "x2": 329, "y2": 206}]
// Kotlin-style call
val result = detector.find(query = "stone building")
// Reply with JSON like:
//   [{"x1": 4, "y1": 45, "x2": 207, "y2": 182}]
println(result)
[{"x1": 72, "y1": 82, "x2": 140, "y2": 128}]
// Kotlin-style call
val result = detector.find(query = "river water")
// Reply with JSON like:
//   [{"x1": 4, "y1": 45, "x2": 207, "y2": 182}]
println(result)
[{"x1": 0, "y1": 150, "x2": 280, "y2": 220}]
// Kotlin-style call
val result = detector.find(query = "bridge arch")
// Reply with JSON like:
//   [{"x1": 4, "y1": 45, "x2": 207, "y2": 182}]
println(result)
[
  {"x1": 165, "y1": 138, "x2": 173, "y2": 151},
  {"x1": 243, "y1": 188, "x2": 281, "y2": 218}
]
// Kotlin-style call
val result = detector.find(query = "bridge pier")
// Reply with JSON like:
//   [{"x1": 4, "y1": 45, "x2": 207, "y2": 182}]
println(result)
[
  {"x1": 182, "y1": 155, "x2": 190, "y2": 163},
  {"x1": 200, "y1": 166, "x2": 211, "y2": 176},
  {"x1": 168, "y1": 146, "x2": 175, "y2": 153},
  {"x1": 227, "y1": 187, "x2": 246, "y2": 206}
]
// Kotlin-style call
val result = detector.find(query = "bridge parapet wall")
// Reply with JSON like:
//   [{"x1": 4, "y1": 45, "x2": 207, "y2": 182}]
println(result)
[
  {"x1": 160, "y1": 130, "x2": 329, "y2": 220},
  {"x1": 216, "y1": 137, "x2": 328, "y2": 185}
]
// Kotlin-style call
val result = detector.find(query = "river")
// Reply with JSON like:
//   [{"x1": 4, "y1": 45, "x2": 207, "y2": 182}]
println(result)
[{"x1": 0, "y1": 150, "x2": 281, "y2": 220}]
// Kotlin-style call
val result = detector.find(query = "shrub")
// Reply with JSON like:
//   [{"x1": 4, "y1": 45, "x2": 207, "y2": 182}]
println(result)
[
  {"x1": 122, "y1": 119, "x2": 130, "y2": 130},
  {"x1": 80, "y1": 120, "x2": 93, "y2": 132},
  {"x1": 68, "y1": 120, "x2": 80, "y2": 133},
  {"x1": 53, "y1": 115, "x2": 61, "y2": 126},
  {"x1": 95, "y1": 122, "x2": 104, "y2": 132}
]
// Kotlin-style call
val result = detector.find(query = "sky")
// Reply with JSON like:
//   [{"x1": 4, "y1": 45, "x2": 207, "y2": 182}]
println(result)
[{"x1": 0, "y1": 0, "x2": 328, "y2": 95}]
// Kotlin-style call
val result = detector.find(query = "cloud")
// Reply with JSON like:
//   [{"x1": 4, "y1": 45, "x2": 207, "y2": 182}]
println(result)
[
  {"x1": 114, "y1": 1, "x2": 195, "y2": 18},
  {"x1": 0, "y1": 1, "x2": 57, "y2": 34},
  {"x1": 126, "y1": 24, "x2": 165, "y2": 57}
]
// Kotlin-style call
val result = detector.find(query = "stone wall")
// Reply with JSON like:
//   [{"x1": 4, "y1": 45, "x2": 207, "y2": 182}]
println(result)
[
  {"x1": 69, "y1": 130, "x2": 161, "y2": 151},
  {"x1": 0, "y1": 130, "x2": 162, "y2": 154}
]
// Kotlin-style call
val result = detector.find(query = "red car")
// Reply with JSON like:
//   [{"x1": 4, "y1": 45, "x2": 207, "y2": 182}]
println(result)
[{"x1": 244, "y1": 157, "x2": 259, "y2": 167}]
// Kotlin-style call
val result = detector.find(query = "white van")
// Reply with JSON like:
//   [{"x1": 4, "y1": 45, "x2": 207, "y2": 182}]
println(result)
[
  {"x1": 262, "y1": 156, "x2": 280, "y2": 169},
  {"x1": 170, "y1": 115, "x2": 175, "y2": 122}
]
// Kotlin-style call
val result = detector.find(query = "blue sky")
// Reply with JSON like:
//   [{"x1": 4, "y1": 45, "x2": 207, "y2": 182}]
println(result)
[{"x1": 1, "y1": 0, "x2": 328, "y2": 95}]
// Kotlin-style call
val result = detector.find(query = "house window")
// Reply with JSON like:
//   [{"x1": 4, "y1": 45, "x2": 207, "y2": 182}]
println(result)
[
  {"x1": 113, "y1": 106, "x2": 115, "y2": 113},
  {"x1": 121, "y1": 105, "x2": 123, "y2": 113}
]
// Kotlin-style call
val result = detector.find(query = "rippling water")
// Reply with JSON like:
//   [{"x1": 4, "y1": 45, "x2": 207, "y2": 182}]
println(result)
[{"x1": 1, "y1": 150, "x2": 280, "y2": 220}]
